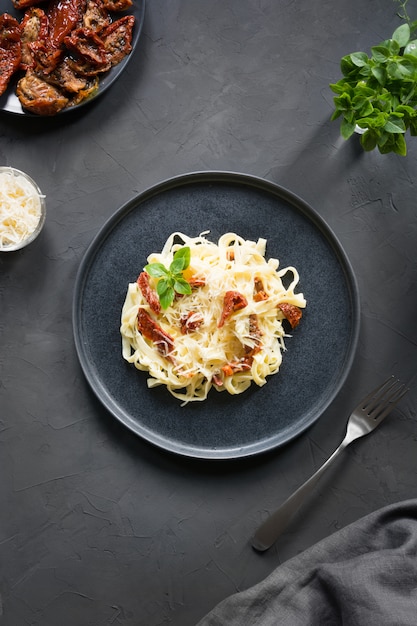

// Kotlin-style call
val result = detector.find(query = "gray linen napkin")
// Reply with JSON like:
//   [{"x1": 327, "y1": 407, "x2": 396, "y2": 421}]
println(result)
[{"x1": 196, "y1": 499, "x2": 417, "y2": 625}]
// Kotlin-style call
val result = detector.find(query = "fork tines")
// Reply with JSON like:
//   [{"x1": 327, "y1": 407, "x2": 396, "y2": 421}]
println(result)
[{"x1": 363, "y1": 376, "x2": 409, "y2": 420}]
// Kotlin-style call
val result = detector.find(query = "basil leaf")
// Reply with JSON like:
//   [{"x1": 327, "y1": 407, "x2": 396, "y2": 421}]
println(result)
[
  {"x1": 392, "y1": 23, "x2": 410, "y2": 48},
  {"x1": 145, "y1": 263, "x2": 169, "y2": 278},
  {"x1": 394, "y1": 133, "x2": 407, "y2": 155},
  {"x1": 350, "y1": 52, "x2": 369, "y2": 67},
  {"x1": 371, "y1": 45, "x2": 391, "y2": 62},
  {"x1": 360, "y1": 129, "x2": 378, "y2": 151},
  {"x1": 341, "y1": 118, "x2": 355, "y2": 139},
  {"x1": 160, "y1": 286, "x2": 175, "y2": 310},
  {"x1": 170, "y1": 247, "x2": 191, "y2": 273},
  {"x1": 384, "y1": 118, "x2": 406, "y2": 133},
  {"x1": 174, "y1": 278, "x2": 192, "y2": 295},
  {"x1": 405, "y1": 39, "x2": 417, "y2": 56},
  {"x1": 156, "y1": 278, "x2": 171, "y2": 296},
  {"x1": 371, "y1": 65, "x2": 386, "y2": 85}
]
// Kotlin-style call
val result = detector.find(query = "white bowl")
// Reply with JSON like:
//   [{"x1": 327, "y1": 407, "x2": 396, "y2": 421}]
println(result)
[{"x1": 0, "y1": 166, "x2": 46, "y2": 252}]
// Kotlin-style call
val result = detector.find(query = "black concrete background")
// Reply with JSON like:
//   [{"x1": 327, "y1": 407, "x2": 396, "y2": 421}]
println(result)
[{"x1": 1, "y1": 1, "x2": 416, "y2": 624}]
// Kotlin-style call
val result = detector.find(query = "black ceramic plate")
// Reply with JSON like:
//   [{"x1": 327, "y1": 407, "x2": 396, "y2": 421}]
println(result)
[
  {"x1": 0, "y1": 0, "x2": 145, "y2": 116},
  {"x1": 73, "y1": 172, "x2": 360, "y2": 459}
]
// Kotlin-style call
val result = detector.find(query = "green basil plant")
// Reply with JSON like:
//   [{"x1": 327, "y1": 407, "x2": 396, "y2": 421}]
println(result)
[{"x1": 330, "y1": 20, "x2": 417, "y2": 155}]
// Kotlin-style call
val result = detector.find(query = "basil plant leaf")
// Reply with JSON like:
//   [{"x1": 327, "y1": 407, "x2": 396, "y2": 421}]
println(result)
[
  {"x1": 160, "y1": 287, "x2": 175, "y2": 310},
  {"x1": 392, "y1": 23, "x2": 410, "y2": 48},
  {"x1": 156, "y1": 278, "x2": 171, "y2": 296},
  {"x1": 384, "y1": 118, "x2": 406, "y2": 133},
  {"x1": 174, "y1": 279, "x2": 192, "y2": 295},
  {"x1": 341, "y1": 117, "x2": 355, "y2": 139},
  {"x1": 145, "y1": 263, "x2": 169, "y2": 278},
  {"x1": 394, "y1": 133, "x2": 407, "y2": 156},
  {"x1": 170, "y1": 247, "x2": 191, "y2": 273},
  {"x1": 350, "y1": 52, "x2": 369, "y2": 67}
]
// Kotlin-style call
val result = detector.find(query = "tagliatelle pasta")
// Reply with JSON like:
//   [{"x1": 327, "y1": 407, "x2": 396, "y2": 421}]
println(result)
[{"x1": 120, "y1": 232, "x2": 307, "y2": 405}]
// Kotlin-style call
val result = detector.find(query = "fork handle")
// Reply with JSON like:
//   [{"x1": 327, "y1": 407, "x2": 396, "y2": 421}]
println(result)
[{"x1": 252, "y1": 439, "x2": 348, "y2": 551}]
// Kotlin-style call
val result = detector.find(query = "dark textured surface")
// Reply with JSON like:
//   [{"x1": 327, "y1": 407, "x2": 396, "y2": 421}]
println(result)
[
  {"x1": 73, "y1": 172, "x2": 359, "y2": 458},
  {"x1": 1, "y1": 0, "x2": 417, "y2": 624}
]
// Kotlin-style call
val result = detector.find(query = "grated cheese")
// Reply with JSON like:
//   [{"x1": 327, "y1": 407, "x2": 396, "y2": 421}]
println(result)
[{"x1": 0, "y1": 168, "x2": 44, "y2": 249}]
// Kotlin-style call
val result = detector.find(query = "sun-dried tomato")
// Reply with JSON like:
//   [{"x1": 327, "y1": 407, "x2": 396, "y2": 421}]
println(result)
[
  {"x1": 83, "y1": 0, "x2": 112, "y2": 32},
  {"x1": 16, "y1": 71, "x2": 69, "y2": 115},
  {"x1": 137, "y1": 308, "x2": 175, "y2": 358},
  {"x1": 253, "y1": 276, "x2": 268, "y2": 302},
  {"x1": 48, "y1": 0, "x2": 85, "y2": 48},
  {"x1": 137, "y1": 272, "x2": 161, "y2": 315},
  {"x1": 102, "y1": 0, "x2": 133, "y2": 11},
  {"x1": 188, "y1": 277, "x2": 206, "y2": 288},
  {"x1": 221, "y1": 358, "x2": 252, "y2": 377},
  {"x1": 20, "y1": 7, "x2": 49, "y2": 70},
  {"x1": 218, "y1": 291, "x2": 248, "y2": 328},
  {"x1": 64, "y1": 26, "x2": 108, "y2": 65},
  {"x1": 180, "y1": 311, "x2": 204, "y2": 335},
  {"x1": 277, "y1": 302, "x2": 303, "y2": 329},
  {"x1": 100, "y1": 14, "x2": 135, "y2": 66},
  {"x1": 0, "y1": 14, "x2": 22, "y2": 96},
  {"x1": 12, "y1": 0, "x2": 41, "y2": 9}
]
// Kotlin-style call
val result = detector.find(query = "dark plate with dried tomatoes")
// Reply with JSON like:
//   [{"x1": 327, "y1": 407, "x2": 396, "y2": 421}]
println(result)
[{"x1": 0, "y1": 0, "x2": 145, "y2": 116}]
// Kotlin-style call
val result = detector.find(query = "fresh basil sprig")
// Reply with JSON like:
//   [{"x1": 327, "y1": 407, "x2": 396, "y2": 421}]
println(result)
[
  {"x1": 145, "y1": 246, "x2": 192, "y2": 309},
  {"x1": 330, "y1": 20, "x2": 417, "y2": 155}
]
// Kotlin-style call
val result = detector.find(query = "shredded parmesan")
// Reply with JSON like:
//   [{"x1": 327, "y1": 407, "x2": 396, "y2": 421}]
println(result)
[
  {"x1": 121, "y1": 232, "x2": 307, "y2": 405},
  {"x1": 0, "y1": 168, "x2": 44, "y2": 249}
]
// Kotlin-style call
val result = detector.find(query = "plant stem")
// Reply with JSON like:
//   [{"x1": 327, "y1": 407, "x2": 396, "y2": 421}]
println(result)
[
  {"x1": 394, "y1": 0, "x2": 417, "y2": 38},
  {"x1": 395, "y1": 0, "x2": 412, "y2": 26}
]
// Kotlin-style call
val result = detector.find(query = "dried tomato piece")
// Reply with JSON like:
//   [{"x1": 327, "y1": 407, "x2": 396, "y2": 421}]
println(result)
[
  {"x1": 188, "y1": 276, "x2": 206, "y2": 288},
  {"x1": 221, "y1": 358, "x2": 252, "y2": 377},
  {"x1": 253, "y1": 276, "x2": 268, "y2": 302},
  {"x1": 16, "y1": 71, "x2": 69, "y2": 115},
  {"x1": 137, "y1": 308, "x2": 175, "y2": 358},
  {"x1": 64, "y1": 26, "x2": 108, "y2": 65},
  {"x1": 180, "y1": 311, "x2": 204, "y2": 335},
  {"x1": 83, "y1": 0, "x2": 112, "y2": 33},
  {"x1": 66, "y1": 55, "x2": 111, "y2": 76},
  {"x1": 29, "y1": 39, "x2": 63, "y2": 75},
  {"x1": 46, "y1": 57, "x2": 89, "y2": 92},
  {"x1": 0, "y1": 14, "x2": 22, "y2": 96},
  {"x1": 12, "y1": 0, "x2": 42, "y2": 9},
  {"x1": 67, "y1": 75, "x2": 98, "y2": 106},
  {"x1": 137, "y1": 272, "x2": 161, "y2": 315},
  {"x1": 48, "y1": 0, "x2": 85, "y2": 49},
  {"x1": 277, "y1": 302, "x2": 303, "y2": 329},
  {"x1": 102, "y1": 0, "x2": 133, "y2": 11},
  {"x1": 20, "y1": 7, "x2": 49, "y2": 70},
  {"x1": 100, "y1": 14, "x2": 135, "y2": 66},
  {"x1": 218, "y1": 291, "x2": 248, "y2": 328}
]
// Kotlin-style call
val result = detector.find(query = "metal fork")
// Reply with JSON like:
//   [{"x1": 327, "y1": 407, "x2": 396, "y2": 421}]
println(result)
[{"x1": 252, "y1": 376, "x2": 409, "y2": 552}]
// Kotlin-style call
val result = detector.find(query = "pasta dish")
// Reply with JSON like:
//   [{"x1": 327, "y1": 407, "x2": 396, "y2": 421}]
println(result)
[{"x1": 120, "y1": 232, "x2": 306, "y2": 404}]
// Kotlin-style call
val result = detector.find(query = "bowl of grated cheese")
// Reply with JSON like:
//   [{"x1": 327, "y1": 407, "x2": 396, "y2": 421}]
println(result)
[{"x1": 0, "y1": 166, "x2": 46, "y2": 252}]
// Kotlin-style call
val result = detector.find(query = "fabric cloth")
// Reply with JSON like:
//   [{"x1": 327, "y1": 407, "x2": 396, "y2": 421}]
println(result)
[{"x1": 196, "y1": 500, "x2": 417, "y2": 625}]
